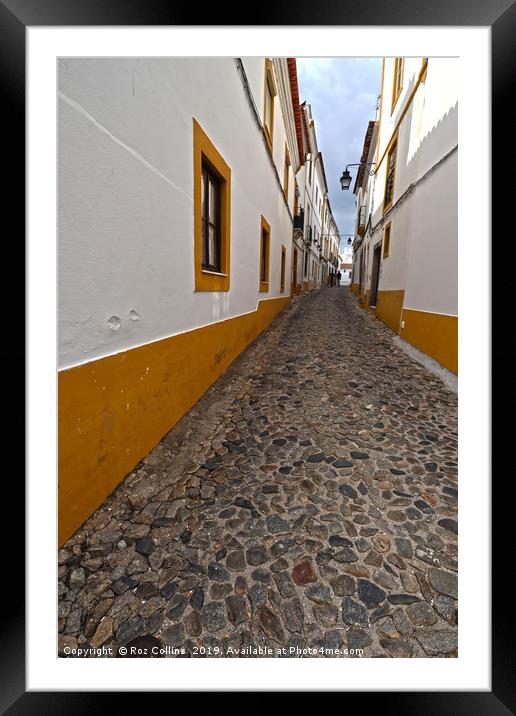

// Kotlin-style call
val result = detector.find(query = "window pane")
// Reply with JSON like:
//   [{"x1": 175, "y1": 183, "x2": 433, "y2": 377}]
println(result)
[
  {"x1": 201, "y1": 170, "x2": 207, "y2": 265},
  {"x1": 202, "y1": 217, "x2": 207, "y2": 264},
  {"x1": 209, "y1": 177, "x2": 217, "y2": 223},
  {"x1": 201, "y1": 170, "x2": 206, "y2": 214},
  {"x1": 209, "y1": 225, "x2": 217, "y2": 269},
  {"x1": 261, "y1": 232, "x2": 267, "y2": 281}
]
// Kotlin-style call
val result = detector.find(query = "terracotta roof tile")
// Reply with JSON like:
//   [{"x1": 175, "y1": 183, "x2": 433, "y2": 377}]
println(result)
[
  {"x1": 287, "y1": 58, "x2": 304, "y2": 166},
  {"x1": 353, "y1": 120, "x2": 376, "y2": 194}
]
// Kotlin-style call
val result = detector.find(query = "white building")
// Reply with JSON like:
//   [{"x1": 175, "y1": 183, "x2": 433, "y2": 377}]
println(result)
[
  {"x1": 58, "y1": 57, "x2": 304, "y2": 542},
  {"x1": 351, "y1": 58, "x2": 457, "y2": 373},
  {"x1": 340, "y1": 241, "x2": 354, "y2": 284},
  {"x1": 290, "y1": 102, "x2": 340, "y2": 292},
  {"x1": 351, "y1": 120, "x2": 378, "y2": 295}
]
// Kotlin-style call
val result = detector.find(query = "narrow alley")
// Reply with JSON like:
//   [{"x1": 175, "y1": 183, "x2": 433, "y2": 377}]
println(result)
[{"x1": 58, "y1": 287, "x2": 458, "y2": 658}]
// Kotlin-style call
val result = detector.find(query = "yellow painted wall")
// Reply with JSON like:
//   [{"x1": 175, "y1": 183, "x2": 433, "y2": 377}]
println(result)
[
  {"x1": 400, "y1": 308, "x2": 458, "y2": 374},
  {"x1": 358, "y1": 289, "x2": 370, "y2": 308},
  {"x1": 58, "y1": 295, "x2": 290, "y2": 544},
  {"x1": 376, "y1": 290, "x2": 405, "y2": 333},
  {"x1": 351, "y1": 287, "x2": 457, "y2": 374}
]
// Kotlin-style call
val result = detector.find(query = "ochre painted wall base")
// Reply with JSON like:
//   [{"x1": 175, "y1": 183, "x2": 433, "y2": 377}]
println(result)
[
  {"x1": 400, "y1": 308, "x2": 458, "y2": 374},
  {"x1": 58, "y1": 296, "x2": 290, "y2": 545},
  {"x1": 376, "y1": 290, "x2": 405, "y2": 333},
  {"x1": 350, "y1": 288, "x2": 457, "y2": 375}
]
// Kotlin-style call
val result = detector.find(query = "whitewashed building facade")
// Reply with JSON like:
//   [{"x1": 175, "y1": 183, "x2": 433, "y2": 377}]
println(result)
[
  {"x1": 351, "y1": 57, "x2": 458, "y2": 373},
  {"x1": 290, "y1": 102, "x2": 340, "y2": 293},
  {"x1": 58, "y1": 57, "x2": 305, "y2": 542}
]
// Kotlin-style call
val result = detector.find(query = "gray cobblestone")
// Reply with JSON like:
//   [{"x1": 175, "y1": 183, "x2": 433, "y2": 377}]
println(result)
[{"x1": 58, "y1": 288, "x2": 457, "y2": 658}]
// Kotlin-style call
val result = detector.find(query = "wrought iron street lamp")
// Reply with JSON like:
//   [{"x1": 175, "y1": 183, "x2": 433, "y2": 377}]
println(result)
[
  {"x1": 340, "y1": 162, "x2": 376, "y2": 191},
  {"x1": 339, "y1": 168, "x2": 352, "y2": 191}
]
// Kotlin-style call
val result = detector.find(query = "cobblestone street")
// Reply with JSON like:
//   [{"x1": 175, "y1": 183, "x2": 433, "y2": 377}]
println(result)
[{"x1": 58, "y1": 287, "x2": 458, "y2": 658}]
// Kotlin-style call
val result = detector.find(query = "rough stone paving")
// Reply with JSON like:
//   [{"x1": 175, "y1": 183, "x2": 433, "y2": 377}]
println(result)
[{"x1": 58, "y1": 288, "x2": 458, "y2": 658}]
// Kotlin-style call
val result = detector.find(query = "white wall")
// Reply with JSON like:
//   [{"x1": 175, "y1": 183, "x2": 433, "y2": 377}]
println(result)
[
  {"x1": 368, "y1": 57, "x2": 457, "y2": 315},
  {"x1": 58, "y1": 58, "x2": 294, "y2": 369},
  {"x1": 403, "y1": 151, "x2": 458, "y2": 314}
]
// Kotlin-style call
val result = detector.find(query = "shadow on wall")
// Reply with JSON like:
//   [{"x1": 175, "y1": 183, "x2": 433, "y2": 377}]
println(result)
[
  {"x1": 405, "y1": 101, "x2": 458, "y2": 184},
  {"x1": 370, "y1": 71, "x2": 457, "y2": 232}
]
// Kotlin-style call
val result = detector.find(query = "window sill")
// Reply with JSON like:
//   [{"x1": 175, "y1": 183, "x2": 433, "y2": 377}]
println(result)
[{"x1": 201, "y1": 269, "x2": 228, "y2": 277}]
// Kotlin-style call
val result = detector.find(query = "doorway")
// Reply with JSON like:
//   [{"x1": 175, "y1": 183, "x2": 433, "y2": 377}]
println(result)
[
  {"x1": 292, "y1": 248, "x2": 298, "y2": 293},
  {"x1": 369, "y1": 244, "x2": 382, "y2": 307}
]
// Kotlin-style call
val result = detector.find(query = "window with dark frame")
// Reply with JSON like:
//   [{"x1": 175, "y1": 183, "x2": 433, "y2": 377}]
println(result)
[
  {"x1": 384, "y1": 141, "x2": 397, "y2": 208},
  {"x1": 201, "y1": 162, "x2": 221, "y2": 272},
  {"x1": 260, "y1": 228, "x2": 268, "y2": 283}
]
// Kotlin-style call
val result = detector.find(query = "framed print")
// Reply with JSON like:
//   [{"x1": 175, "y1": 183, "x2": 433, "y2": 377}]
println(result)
[{"x1": 2, "y1": 0, "x2": 509, "y2": 708}]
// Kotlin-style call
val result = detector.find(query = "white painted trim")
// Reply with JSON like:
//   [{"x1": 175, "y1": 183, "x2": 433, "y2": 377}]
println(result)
[{"x1": 402, "y1": 306, "x2": 458, "y2": 318}]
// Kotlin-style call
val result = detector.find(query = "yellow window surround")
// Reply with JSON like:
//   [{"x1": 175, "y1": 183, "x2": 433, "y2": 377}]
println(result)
[
  {"x1": 391, "y1": 57, "x2": 404, "y2": 114},
  {"x1": 193, "y1": 118, "x2": 231, "y2": 292},
  {"x1": 283, "y1": 144, "x2": 291, "y2": 199},
  {"x1": 259, "y1": 215, "x2": 271, "y2": 292},
  {"x1": 383, "y1": 222, "x2": 391, "y2": 258},
  {"x1": 383, "y1": 136, "x2": 398, "y2": 214},
  {"x1": 263, "y1": 59, "x2": 277, "y2": 153}
]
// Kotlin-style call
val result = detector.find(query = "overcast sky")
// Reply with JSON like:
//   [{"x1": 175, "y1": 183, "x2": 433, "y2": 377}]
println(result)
[{"x1": 296, "y1": 58, "x2": 382, "y2": 249}]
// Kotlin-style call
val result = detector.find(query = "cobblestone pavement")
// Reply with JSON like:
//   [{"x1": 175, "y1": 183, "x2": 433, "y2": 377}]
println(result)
[{"x1": 58, "y1": 287, "x2": 458, "y2": 658}]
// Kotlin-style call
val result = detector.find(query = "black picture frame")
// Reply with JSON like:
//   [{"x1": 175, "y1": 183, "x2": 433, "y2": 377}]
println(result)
[{"x1": 4, "y1": 0, "x2": 507, "y2": 709}]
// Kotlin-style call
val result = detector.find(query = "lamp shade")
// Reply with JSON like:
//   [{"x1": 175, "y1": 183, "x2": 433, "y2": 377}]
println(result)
[{"x1": 340, "y1": 169, "x2": 352, "y2": 191}]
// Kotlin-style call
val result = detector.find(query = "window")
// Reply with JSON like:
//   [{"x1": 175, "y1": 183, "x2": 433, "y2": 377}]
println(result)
[
  {"x1": 259, "y1": 215, "x2": 271, "y2": 292},
  {"x1": 201, "y1": 164, "x2": 221, "y2": 272},
  {"x1": 391, "y1": 58, "x2": 404, "y2": 112},
  {"x1": 383, "y1": 222, "x2": 391, "y2": 258},
  {"x1": 283, "y1": 145, "x2": 290, "y2": 199},
  {"x1": 193, "y1": 119, "x2": 231, "y2": 292},
  {"x1": 280, "y1": 245, "x2": 286, "y2": 293},
  {"x1": 308, "y1": 157, "x2": 313, "y2": 185},
  {"x1": 293, "y1": 180, "x2": 299, "y2": 215},
  {"x1": 263, "y1": 59, "x2": 277, "y2": 152},
  {"x1": 383, "y1": 138, "x2": 397, "y2": 211}
]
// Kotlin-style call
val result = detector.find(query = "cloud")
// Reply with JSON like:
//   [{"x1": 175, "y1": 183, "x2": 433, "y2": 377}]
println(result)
[{"x1": 296, "y1": 58, "x2": 383, "y2": 245}]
